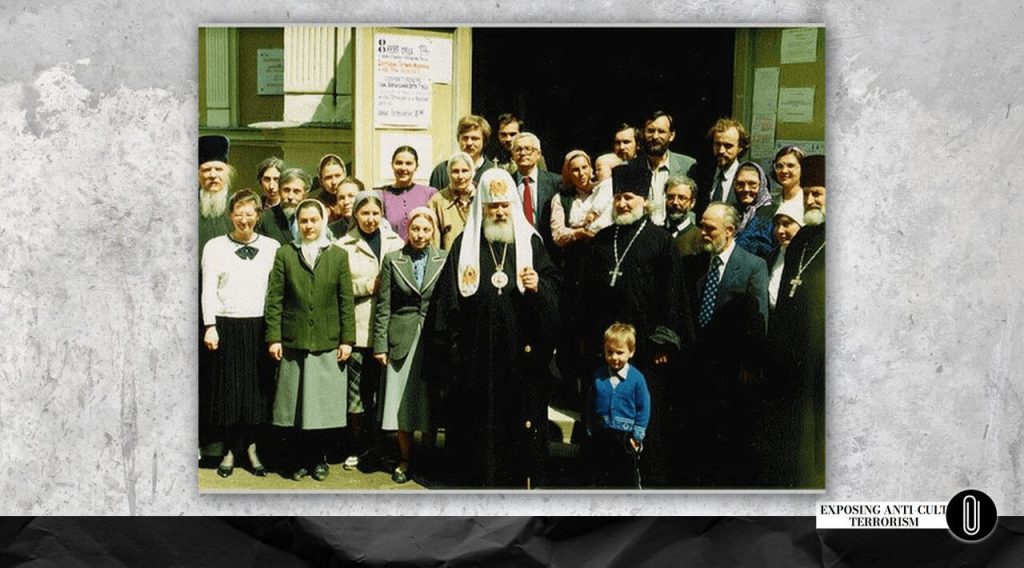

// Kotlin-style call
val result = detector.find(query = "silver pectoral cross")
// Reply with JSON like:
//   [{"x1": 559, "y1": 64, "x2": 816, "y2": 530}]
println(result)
[
  {"x1": 788, "y1": 275, "x2": 803, "y2": 298},
  {"x1": 609, "y1": 267, "x2": 622, "y2": 287}
]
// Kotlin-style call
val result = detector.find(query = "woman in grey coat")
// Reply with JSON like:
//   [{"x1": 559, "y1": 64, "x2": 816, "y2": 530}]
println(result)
[{"x1": 373, "y1": 207, "x2": 447, "y2": 483}]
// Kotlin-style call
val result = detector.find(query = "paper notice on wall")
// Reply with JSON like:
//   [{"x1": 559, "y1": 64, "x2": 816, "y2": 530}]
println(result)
[
  {"x1": 378, "y1": 132, "x2": 434, "y2": 184},
  {"x1": 780, "y1": 28, "x2": 819, "y2": 64},
  {"x1": 429, "y1": 37, "x2": 452, "y2": 84},
  {"x1": 750, "y1": 112, "x2": 778, "y2": 160},
  {"x1": 778, "y1": 87, "x2": 816, "y2": 123},
  {"x1": 256, "y1": 49, "x2": 284, "y2": 95},
  {"x1": 752, "y1": 67, "x2": 780, "y2": 115},
  {"x1": 374, "y1": 34, "x2": 434, "y2": 128}
]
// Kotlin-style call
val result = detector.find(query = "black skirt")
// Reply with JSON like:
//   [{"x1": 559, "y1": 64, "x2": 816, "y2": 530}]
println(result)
[{"x1": 205, "y1": 316, "x2": 274, "y2": 427}]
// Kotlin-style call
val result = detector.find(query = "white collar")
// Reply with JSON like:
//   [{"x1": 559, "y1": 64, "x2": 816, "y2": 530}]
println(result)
[
  {"x1": 518, "y1": 167, "x2": 539, "y2": 182},
  {"x1": 673, "y1": 217, "x2": 692, "y2": 232},
  {"x1": 610, "y1": 363, "x2": 631, "y2": 379},
  {"x1": 719, "y1": 159, "x2": 740, "y2": 181}
]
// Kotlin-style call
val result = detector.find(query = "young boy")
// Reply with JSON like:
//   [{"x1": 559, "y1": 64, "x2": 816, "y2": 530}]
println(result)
[{"x1": 585, "y1": 322, "x2": 651, "y2": 488}]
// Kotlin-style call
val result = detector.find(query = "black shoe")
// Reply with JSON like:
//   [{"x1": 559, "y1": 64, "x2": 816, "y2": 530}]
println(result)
[
  {"x1": 290, "y1": 468, "x2": 309, "y2": 481},
  {"x1": 251, "y1": 464, "x2": 268, "y2": 477},
  {"x1": 391, "y1": 467, "x2": 410, "y2": 484},
  {"x1": 217, "y1": 464, "x2": 234, "y2": 478},
  {"x1": 312, "y1": 463, "x2": 330, "y2": 481}
]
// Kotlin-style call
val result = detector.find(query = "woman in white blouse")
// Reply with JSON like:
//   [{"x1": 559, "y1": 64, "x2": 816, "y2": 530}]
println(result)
[
  {"x1": 200, "y1": 189, "x2": 280, "y2": 478},
  {"x1": 549, "y1": 150, "x2": 613, "y2": 410}
]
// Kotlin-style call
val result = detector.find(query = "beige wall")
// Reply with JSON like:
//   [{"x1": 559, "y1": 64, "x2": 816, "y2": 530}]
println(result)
[{"x1": 200, "y1": 26, "x2": 472, "y2": 193}]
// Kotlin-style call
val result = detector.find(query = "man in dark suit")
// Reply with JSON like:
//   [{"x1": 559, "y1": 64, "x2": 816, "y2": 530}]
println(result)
[
  {"x1": 682, "y1": 201, "x2": 768, "y2": 487},
  {"x1": 511, "y1": 132, "x2": 561, "y2": 251},
  {"x1": 664, "y1": 176, "x2": 702, "y2": 256},
  {"x1": 695, "y1": 118, "x2": 750, "y2": 221},
  {"x1": 258, "y1": 168, "x2": 310, "y2": 245},
  {"x1": 641, "y1": 111, "x2": 699, "y2": 226},
  {"x1": 492, "y1": 113, "x2": 547, "y2": 173}
]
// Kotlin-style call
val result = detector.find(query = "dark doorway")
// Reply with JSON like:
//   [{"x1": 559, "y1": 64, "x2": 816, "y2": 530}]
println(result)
[{"x1": 472, "y1": 27, "x2": 735, "y2": 180}]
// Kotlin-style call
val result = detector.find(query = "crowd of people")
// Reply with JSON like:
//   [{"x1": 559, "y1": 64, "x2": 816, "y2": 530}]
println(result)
[{"x1": 197, "y1": 110, "x2": 826, "y2": 489}]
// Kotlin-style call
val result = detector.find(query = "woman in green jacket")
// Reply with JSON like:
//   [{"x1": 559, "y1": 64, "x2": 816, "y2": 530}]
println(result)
[{"x1": 265, "y1": 198, "x2": 357, "y2": 482}]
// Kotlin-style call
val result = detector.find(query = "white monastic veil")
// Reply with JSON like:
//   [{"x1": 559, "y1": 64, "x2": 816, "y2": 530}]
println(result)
[
  {"x1": 293, "y1": 199, "x2": 333, "y2": 267},
  {"x1": 457, "y1": 168, "x2": 539, "y2": 297}
]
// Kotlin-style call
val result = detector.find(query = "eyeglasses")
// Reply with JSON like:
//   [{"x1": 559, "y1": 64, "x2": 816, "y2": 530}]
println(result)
[{"x1": 513, "y1": 147, "x2": 538, "y2": 154}]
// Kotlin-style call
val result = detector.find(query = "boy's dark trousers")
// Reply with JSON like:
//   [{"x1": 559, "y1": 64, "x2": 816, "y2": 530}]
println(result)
[{"x1": 587, "y1": 428, "x2": 640, "y2": 488}]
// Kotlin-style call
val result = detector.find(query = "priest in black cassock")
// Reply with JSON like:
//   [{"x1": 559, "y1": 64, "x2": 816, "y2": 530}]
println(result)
[
  {"x1": 764, "y1": 155, "x2": 826, "y2": 489},
  {"x1": 578, "y1": 162, "x2": 694, "y2": 486},
  {"x1": 198, "y1": 135, "x2": 234, "y2": 460},
  {"x1": 423, "y1": 168, "x2": 561, "y2": 488}
]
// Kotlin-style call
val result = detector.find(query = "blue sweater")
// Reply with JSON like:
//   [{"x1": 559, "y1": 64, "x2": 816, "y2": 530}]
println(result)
[{"x1": 588, "y1": 364, "x2": 651, "y2": 442}]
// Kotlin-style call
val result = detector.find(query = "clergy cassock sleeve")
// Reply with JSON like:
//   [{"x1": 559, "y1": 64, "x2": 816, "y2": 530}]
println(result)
[{"x1": 421, "y1": 237, "x2": 464, "y2": 392}]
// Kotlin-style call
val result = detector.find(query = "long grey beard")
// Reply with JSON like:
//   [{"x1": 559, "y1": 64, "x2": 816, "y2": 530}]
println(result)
[
  {"x1": 199, "y1": 188, "x2": 229, "y2": 219},
  {"x1": 804, "y1": 207, "x2": 825, "y2": 226},
  {"x1": 483, "y1": 219, "x2": 515, "y2": 243},
  {"x1": 613, "y1": 208, "x2": 643, "y2": 226}
]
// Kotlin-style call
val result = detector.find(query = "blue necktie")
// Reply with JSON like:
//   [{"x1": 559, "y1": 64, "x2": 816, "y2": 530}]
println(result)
[{"x1": 698, "y1": 256, "x2": 722, "y2": 328}]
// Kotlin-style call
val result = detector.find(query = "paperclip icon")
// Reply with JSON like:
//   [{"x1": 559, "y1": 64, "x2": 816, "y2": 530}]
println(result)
[{"x1": 963, "y1": 495, "x2": 980, "y2": 536}]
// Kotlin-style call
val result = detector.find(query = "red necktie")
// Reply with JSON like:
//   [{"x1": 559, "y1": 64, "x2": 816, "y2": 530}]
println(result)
[{"x1": 523, "y1": 175, "x2": 535, "y2": 225}]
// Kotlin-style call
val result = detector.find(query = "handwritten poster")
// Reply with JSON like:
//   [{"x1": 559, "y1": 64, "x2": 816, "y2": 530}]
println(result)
[
  {"x1": 429, "y1": 37, "x2": 452, "y2": 84},
  {"x1": 780, "y1": 28, "x2": 819, "y2": 64},
  {"x1": 374, "y1": 34, "x2": 433, "y2": 128},
  {"x1": 778, "y1": 87, "x2": 816, "y2": 123},
  {"x1": 750, "y1": 67, "x2": 780, "y2": 159}
]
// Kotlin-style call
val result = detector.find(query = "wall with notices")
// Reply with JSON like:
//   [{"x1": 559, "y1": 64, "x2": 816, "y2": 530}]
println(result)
[{"x1": 733, "y1": 28, "x2": 826, "y2": 161}]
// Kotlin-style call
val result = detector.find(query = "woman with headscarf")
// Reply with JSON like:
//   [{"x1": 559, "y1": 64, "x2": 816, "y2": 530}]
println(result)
[
  {"x1": 426, "y1": 152, "x2": 476, "y2": 251},
  {"x1": 549, "y1": 150, "x2": 613, "y2": 250},
  {"x1": 201, "y1": 189, "x2": 280, "y2": 478},
  {"x1": 335, "y1": 191, "x2": 404, "y2": 470},
  {"x1": 772, "y1": 145, "x2": 806, "y2": 214},
  {"x1": 766, "y1": 199, "x2": 805, "y2": 312},
  {"x1": 314, "y1": 154, "x2": 347, "y2": 202},
  {"x1": 265, "y1": 199, "x2": 356, "y2": 482},
  {"x1": 732, "y1": 161, "x2": 776, "y2": 259},
  {"x1": 372, "y1": 207, "x2": 447, "y2": 483},
  {"x1": 377, "y1": 146, "x2": 438, "y2": 241},
  {"x1": 548, "y1": 150, "x2": 613, "y2": 409}
]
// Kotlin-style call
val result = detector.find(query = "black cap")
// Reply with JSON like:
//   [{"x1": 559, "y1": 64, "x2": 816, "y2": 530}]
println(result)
[
  {"x1": 801, "y1": 155, "x2": 826, "y2": 188},
  {"x1": 199, "y1": 135, "x2": 230, "y2": 165},
  {"x1": 611, "y1": 162, "x2": 652, "y2": 198}
]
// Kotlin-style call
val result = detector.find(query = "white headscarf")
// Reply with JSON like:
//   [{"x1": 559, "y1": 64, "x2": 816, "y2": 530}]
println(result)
[
  {"x1": 293, "y1": 199, "x2": 333, "y2": 267},
  {"x1": 457, "y1": 168, "x2": 538, "y2": 297}
]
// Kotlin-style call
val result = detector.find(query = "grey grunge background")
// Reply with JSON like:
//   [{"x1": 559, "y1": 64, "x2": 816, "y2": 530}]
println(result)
[{"x1": 0, "y1": 1, "x2": 1021, "y2": 514}]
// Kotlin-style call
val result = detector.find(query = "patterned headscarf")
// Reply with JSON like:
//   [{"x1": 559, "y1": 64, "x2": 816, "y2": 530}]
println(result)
[{"x1": 734, "y1": 161, "x2": 773, "y2": 234}]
